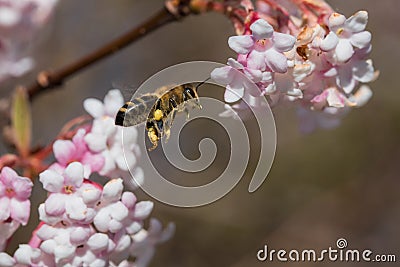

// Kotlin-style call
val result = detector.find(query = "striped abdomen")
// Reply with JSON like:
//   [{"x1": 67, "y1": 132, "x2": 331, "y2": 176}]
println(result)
[{"x1": 115, "y1": 94, "x2": 158, "y2": 127}]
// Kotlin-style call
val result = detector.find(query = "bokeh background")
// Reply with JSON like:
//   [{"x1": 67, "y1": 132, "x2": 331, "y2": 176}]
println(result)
[{"x1": 2, "y1": 0, "x2": 399, "y2": 266}]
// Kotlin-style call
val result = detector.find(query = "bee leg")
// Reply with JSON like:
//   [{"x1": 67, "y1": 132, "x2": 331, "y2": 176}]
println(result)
[
  {"x1": 187, "y1": 99, "x2": 201, "y2": 111},
  {"x1": 183, "y1": 107, "x2": 190, "y2": 120},
  {"x1": 163, "y1": 110, "x2": 176, "y2": 142},
  {"x1": 148, "y1": 143, "x2": 158, "y2": 151},
  {"x1": 191, "y1": 98, "x2": 202, "y2": 109},
  {"x1": 147, "y1": 126, "x2": 159, "y2": 151}
]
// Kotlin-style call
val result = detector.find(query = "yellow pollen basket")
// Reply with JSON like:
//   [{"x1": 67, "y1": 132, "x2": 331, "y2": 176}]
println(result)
[
  {"x1": 154, "y1": 109, "x2": 163, "y2": 121},
  {"x1": 149, "y1": 130, "x2": 158, "y2": 142}
]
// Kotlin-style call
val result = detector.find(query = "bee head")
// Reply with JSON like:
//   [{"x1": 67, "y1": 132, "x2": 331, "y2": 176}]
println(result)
[{"x1": 183, "y1": 84, "x2": 196, "y2": 99}]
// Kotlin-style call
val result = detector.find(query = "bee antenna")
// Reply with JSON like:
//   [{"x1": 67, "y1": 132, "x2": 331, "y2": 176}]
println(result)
[{"x1": 195, "y1": 77, "x2": 211, "y2": 91}]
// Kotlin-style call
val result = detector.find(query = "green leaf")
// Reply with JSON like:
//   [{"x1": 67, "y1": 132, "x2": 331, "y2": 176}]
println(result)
[{"x1": 11, "y1": 87, "x2": 32, "y2": 157}]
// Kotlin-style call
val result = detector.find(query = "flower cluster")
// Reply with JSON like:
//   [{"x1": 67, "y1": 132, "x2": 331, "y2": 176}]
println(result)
[
  {"x1": 0, "y1": 0, "x2": 59, "y2": 83},
  {"x1": 0, "y1": 89, "x2": 172, "y2": 266},
  {"x1": 0, "y1": 166, "x2": 174, "y2": 266},
  {"x1": 49, "y1": 89, "x2": 143, "y2": 187},
  {"x1": 212, "y1": 0, "x2": 377, "y2": 131},
  {"x1": 0, "y1": 167, "x2": 33, "y2": 251},
  {"x1": 83, "y1": 89, "x2": 144, "y2": 187}
]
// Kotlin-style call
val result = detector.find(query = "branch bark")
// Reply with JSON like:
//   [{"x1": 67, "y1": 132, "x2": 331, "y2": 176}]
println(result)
[{"x1": 27, "y1": 6, "x2": 184, "y2": 99}]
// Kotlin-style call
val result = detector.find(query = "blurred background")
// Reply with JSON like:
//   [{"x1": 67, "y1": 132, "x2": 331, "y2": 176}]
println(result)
[{"x1": 2, "y1": 0, "x2": 399, "y2": 266}]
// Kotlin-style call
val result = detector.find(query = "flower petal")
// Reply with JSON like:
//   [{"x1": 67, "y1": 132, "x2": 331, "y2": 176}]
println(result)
[
  {"x1": 349, "y1": 85, "x2": 373, "y2": 106},
  {"x1": 0, "y1": 197, "x2": 11, "y2": 221},
  {"x1": 70, "y1": 227, "x2": 91, "y2": 245},
  {"x1": 102, "y1": 178, "x2": 123, "y2": 203},
  {"x1": 87, "y1": 233, "x2": 109, "y2": 252},
  {"x1": 64, "y1": 162, "x2": 84, "y2": 187},
  {"x1": 94, "y1": 208, "x2": 110, "y2": 232},
  {"x1": 224, "y1": 81, "x2": 245, "y2": 103},
  {"x1": 65, "y1": 197, "x2": 87, "y2": 221},
  {"x1": 54, "y1": 244, "x2": 75, "y2": 262},
  {"x1": 228, "y1": 35, "x2": 254, "y2": 54},
  {"x1": 227, "y1": 58, "x2": 244, "y2": 69},
  {"x1": 247, "y1": 50, "x2": 266, "y2": 70},
  {"x1": 345, "y1": 11, "x2": 368, "y2": 32},
  {"x1": 0, "y1": 167, "x2": 18, "y2": 186},
  {"x1": 121, "y1": 191, "x2": 137, "y2": 209},
  {"x1": 264, "y1": 49, "x2": 288, "y2": 73},
  {"x1": 337, "y1": 65, "x2": 356, "y2": 94},
  {"x1": 44, "y1": 193, "x2": 66, "y2": 217},
  {"x1": 11, "y1": 177, "x2": 33, "y2": 200},
  {"x1": 53, "y1": 140, "x2": 75, "y2": 166},
  {"x1": 350, "y1": 31, "x2": 371, "y2": 49},
  {"x1": 79, "y1": 184, "x2": 102, "y2": 205},
  {"x1": 353, "y1": 59, "x2": 375, "y2": 83},
  {"x1": 82, "y1": 152, "x2": 105, "y2": 174},
  {"x1": 104, "y1": 89, "x2": 124, "y2": 117},
  {"x1": 83, "y1": 98, "x2": 104, "y2": 118},
  {"x1": 10, "y1": 198, "x2": 30, "y2": 225},
  {"x1": 327, "y1": 88, "x2": 345, "y2": 108},
  {"x1": 133, "y1": 201, "x2": 154, "y2": 220},
  {"x1": 211, "y1": 66, "x2": 234, "y2": 84},
  {"x1": 39, "y1": 170, "x2": 64, "y2": 193},
  {"x1": 243, "y1": 68, "x2": 262, "y2": 83},
  {"x1": 335, "y1": 39, "x2": 354, "y2": 63},
  {"x1": 84, "y1": 133, "x2": 107, "y2": 153},
  {"x1": 0, "y1": 252, "x2": 15, "y2": 267},
  {"x1": 320, "y1": 31, "x2": 339, "y2": 51},
  {"x1": 272, "y1": 32, "x2": 296, "y2": 52},
  {"x1": 250, "y1": 19, "x2": 273, "y2": 40},
  {"x1": 328, "y1": 13, "x2": 346, "y2": 29},
  {"x1": 110, "y1": 202, "x2": 129, "y2": 221}
]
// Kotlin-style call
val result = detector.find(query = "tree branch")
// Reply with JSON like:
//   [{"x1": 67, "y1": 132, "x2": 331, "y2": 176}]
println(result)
[{"x1": 27, "y1": 5, "x2": 186, "y2": 99}]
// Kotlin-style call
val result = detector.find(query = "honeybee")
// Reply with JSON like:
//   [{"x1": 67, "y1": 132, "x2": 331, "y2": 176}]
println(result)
[{"x1": 115, "y1": 81, "x2": 207, "y2": 150}]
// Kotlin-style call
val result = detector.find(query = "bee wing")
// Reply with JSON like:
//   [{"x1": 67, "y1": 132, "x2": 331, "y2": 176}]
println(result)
[
  {"x1": 116, "y1": 94, "x2": 159, "y2": 127},
  {"x1": 115, "y1": 84, "x2": 177, "y2": 127}
]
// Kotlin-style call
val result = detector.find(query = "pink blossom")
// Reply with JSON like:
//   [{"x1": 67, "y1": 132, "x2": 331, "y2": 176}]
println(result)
[
  {"x1": 0, "y1": 0, "x2": 59, "y2": 82},
  {"x1": 212, "y1": 18, "x2": 295, "y2": 103},
  {"x1": 28, "y1": 177, "x2": 172, "y2": 266},
  {"x1": 84, "y1": 89, "x2": 143, "y2": 186},
  {"x1": 0, "y1": 252, "x2": 15, "y2": 266},
  {"x1": 211, "y1": 58, "x2": 258, "y2": 103},
  {"x1": 326, "y1": 46, "x2": 376, "y2": 94},
  {"x1": 0, "y1": 220, "x2": 20, "y2": 251},
  {"x1": 39, "y1": 162, "x2": 97, "y2": 224},
  {"x1": 311, "y1": 87, "x2": 351, "y2": 109},
  {"x1": 323, "y1": 11, "x2": 371, "y2": 63},
  {"x1": 50, "y1": 129, "x2": 105, "y2": 177},
  {"x1": 297, "y1": 106, "x2": 347, "y2": 133},
  {"x1": 0, "y1": 167, "x2": 33, "y2": 225},
  {"x1": 229, "y1": 19, "x2": 295, "y2": 73},
  {"x1": 213, "y1": 8, "x2": 377, "y2": 131},
  {"x1": 84, "y1": 89, "x2": 124, "y2": 119}
]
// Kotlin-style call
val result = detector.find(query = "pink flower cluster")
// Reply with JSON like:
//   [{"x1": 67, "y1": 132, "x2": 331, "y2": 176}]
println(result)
[
  {"x1": 0, "y1": 89, "x2": 172, "y2": 266},
  {"x1": 0, "y1": 0, "x2": 59, "y2": 82},
  {"x1": 50, "y1": 89, "x2": 143, "y2": 186},
  {"x1": 212, "y1": 1, "x2": 377, "y2": 131},
  {"x1": 0, "y1": 167, "x2": 33, "y2": 251},
  {"x1": 83, "y1": 89, "x2": 144, "y2": 187},
  {"x1": 0, "y1": 166, "x2": 174, "y2": 266}
]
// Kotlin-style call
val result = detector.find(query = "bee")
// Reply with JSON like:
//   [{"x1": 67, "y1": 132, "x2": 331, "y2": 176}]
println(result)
[{"x1": 115, "y1": 81, "x2": 207, "y2": 150}]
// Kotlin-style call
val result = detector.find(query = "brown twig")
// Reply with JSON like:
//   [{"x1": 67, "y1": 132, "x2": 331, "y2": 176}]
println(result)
[{"x1": 27, "y1": 3, "x2": 191, "y2": 99}]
